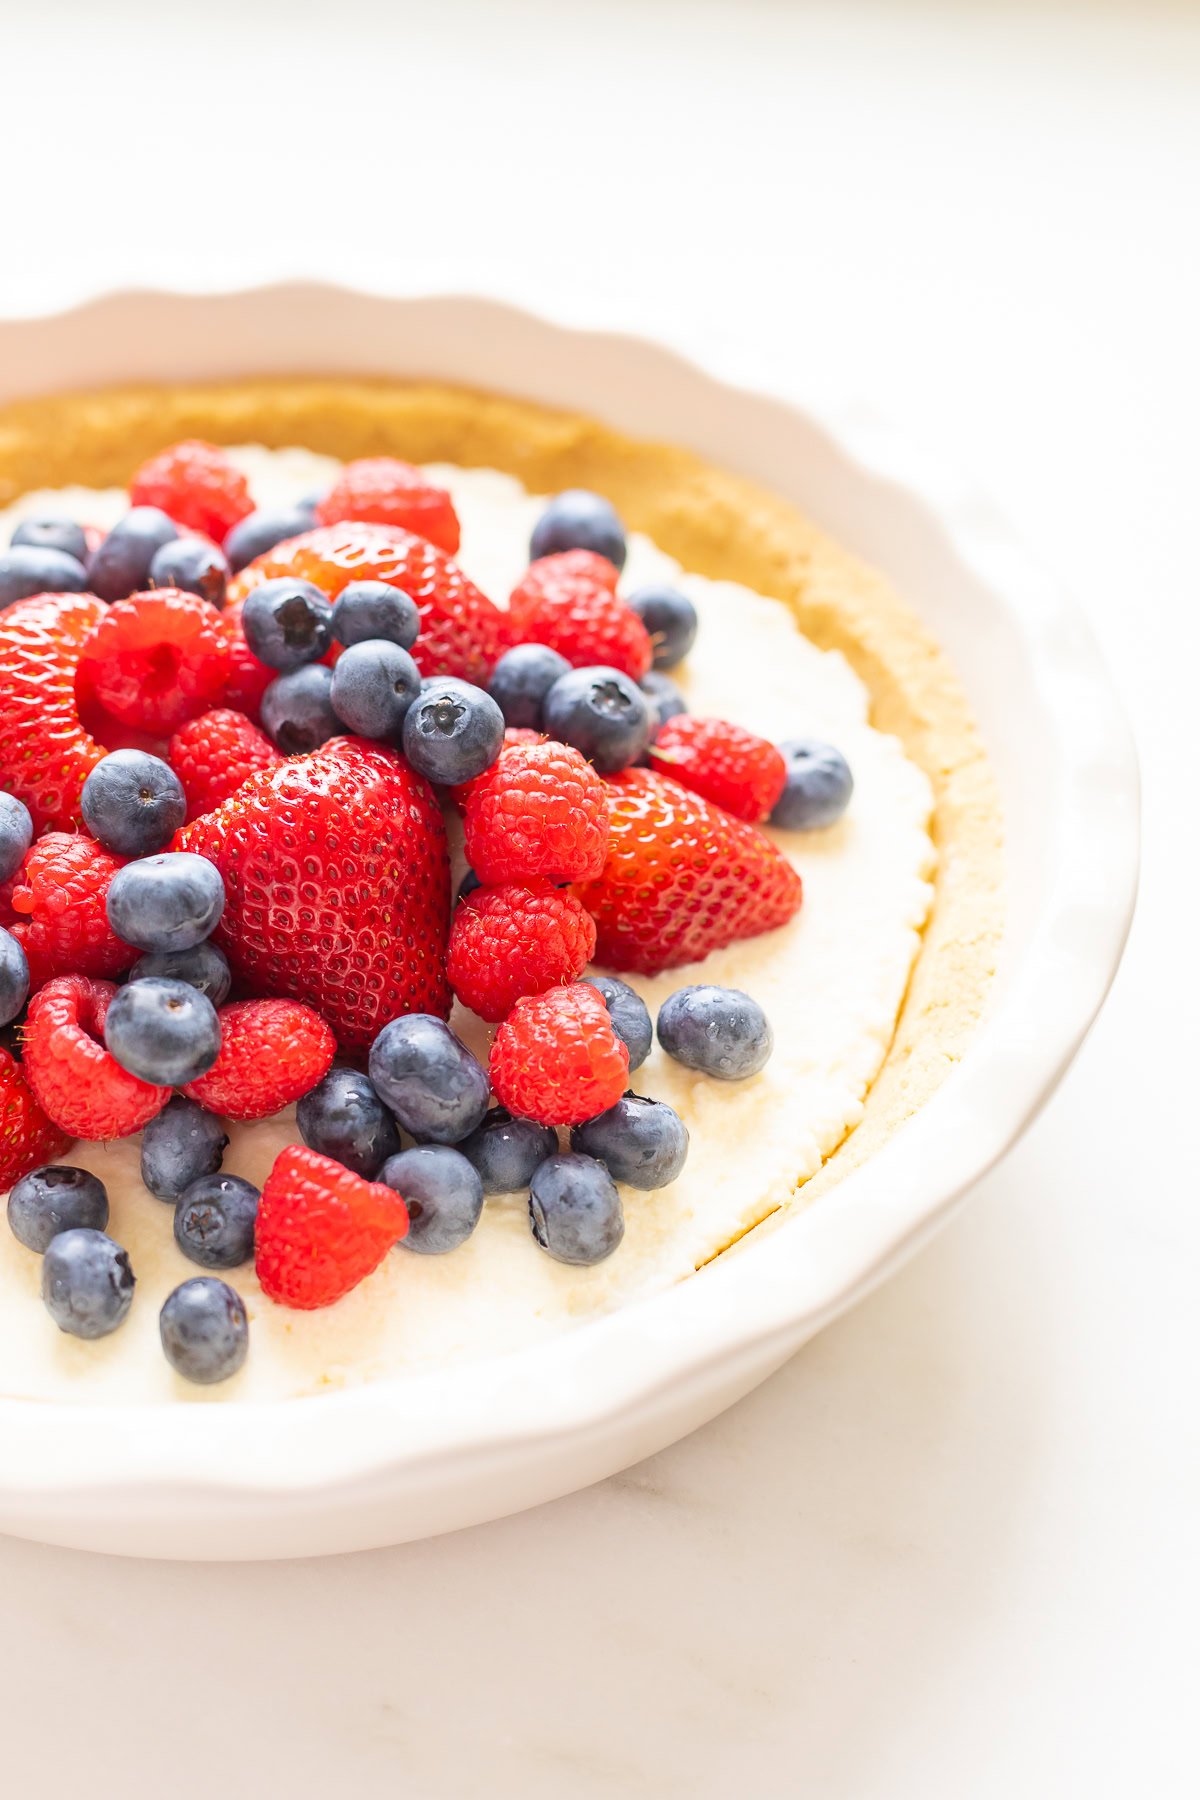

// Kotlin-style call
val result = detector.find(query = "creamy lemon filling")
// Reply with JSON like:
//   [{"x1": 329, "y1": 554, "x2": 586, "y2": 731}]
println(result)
[{"x1": 0, "y1": 449, "x2": 934, "y2": 1403}]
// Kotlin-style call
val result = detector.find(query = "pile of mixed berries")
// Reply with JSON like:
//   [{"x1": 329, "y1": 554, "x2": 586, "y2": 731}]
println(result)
[{"x1": 0, "y1": 442, "x2": 853, "y2": 1385}]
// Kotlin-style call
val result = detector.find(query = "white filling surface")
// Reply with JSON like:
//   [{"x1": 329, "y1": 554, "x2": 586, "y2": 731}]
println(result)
[{"x1": 0, "y1": 450, "x2": 935, "y2": 1403}]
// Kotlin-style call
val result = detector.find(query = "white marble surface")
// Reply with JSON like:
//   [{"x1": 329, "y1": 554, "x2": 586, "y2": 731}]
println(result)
[{"x1": 0, "y1": 2, "x2": 1196, "y2": 1793}]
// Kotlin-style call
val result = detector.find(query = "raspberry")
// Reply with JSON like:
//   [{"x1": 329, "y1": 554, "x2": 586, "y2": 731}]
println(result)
[
  {"x1": 77, "y1": 589, "x2": 230, "y2": 736},
  {"x1": 181, "y1": 997, "x2": 336, "y2": 1121},
  {"x1": 315, "y1": 458, "x2": 461, "y2": 555},
  {"x1": 168, "y1": 708, "x2": 281, "y2": 821},
  {"x1": 219, "y1": 599, "x2": 276, "y2": 723},
  {"x1": 2, "y1": 832, "x2": 135, "y2": 991},
  {"x1": 649, "y1": 716, "x2": 788, "y2": 823},
  {"x1": 0, "y1": 591, "x2": 107, "y2": 832},
  {"x1": 462, "y1": 740, "x2": 610, "y2": 885},
  {"x1": 23, "y1": 975, "x2": 170, "y2": 1140},
  {"x1": 0, "y1": 1046, "x2": 70, "y2": 1189},
  {"x1": 448, "y1": 880, "x2": 597, "y2": 1023},
  {"x1": 489, "y1": 982, "x2": 629, "y2": 1126},
  {"x1": 447, "y1": 725, "x2": 543, "y2": 812},
  {"x1": 129, "y1": 440, "x2": 253, "y2": 545},
  {"x1": 572, "y1": 768, "x2": 803, "y2": 974},
  {"x1": 255, "y1": 1143, "x2": 409, "y2": 1310},
  {"x1": 508, "y1": 552, "x2": 652, "y2": 680}
]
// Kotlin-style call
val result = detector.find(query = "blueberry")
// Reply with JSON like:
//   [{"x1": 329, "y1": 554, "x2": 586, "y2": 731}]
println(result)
[
  {"x1": 0, "y1": 544, "x2": 88, "y2": 609},
  {"x1": 224, "y1": 504, "x2": 317, "y2": 574},
  {"x1": 88, "y1": 508, "x2": 178, "y2": 602},
  {"x1": 148, "y1": 535, "x2": 229, "y2": 608},
  {"x1": 379, "y1": 1145, "x2": 484, "y2": 1254},
  {"x1": 11, "y1": 516, "x2": 89, "y2": 564},
  {"x1": 296, "y1": 1067, "x2": 402, "y2": 1178},
  {"x1": 0, "y1": 926, "x2": 28, "y2": 1028},
  {"x1": 582, "y1": 975, "x2": 653, "y2": 1072},
  {"x1": 486, "y1": 642, "x2": 571, "y2": 728},
  {"x1": 657, "y1": 985, "x2": 773, "y2": 1079},
  {"x1": 458, "y1": 1106, "x2": 557, "y2": 1196},
  {"x1": 80, "y1": 749, "x2": 186, "y2": 857},
  {"x1": 261, "y1": 663, "x2": 339, "y2": 754},
  {"x1": 331, "y1": 580, "x2": 420, "y2": 650},
  {"x1": 401, "y1": 678, "x2": 504, "y2": 786},
  {"x1": 141, "y1": 1095, "x2": 229, "y2": 1201},
  {"x1": 330, "y1": 638, "x2": 422, "y2": 738},
  {"x1": 173, "y1": 1173, "x2": 259, "y2": 1270},
  {"x1": 770, "y1": 739, "x2": 854, "y2": 830},
  {"x1": 530, "y1": 489, "x2": 626, "y2": 572},
  {"x1": 106, "y1": 851, "x2": 226, "y2": 953},
  {"x1": 103, "y1": 976, "x2": 222, "y2": 1085},
  {"x1": 42, "y1": 1229, "x2": 135, "y2": 1339},
  {"x1": 640, "y1": 669, "x2": 688, "y2": 737},
  {"x1": 0, "y1": 791, "x2": 33, "y2": 882},
  {"x1": 367, "y1": 1013, "x2": 490, "y2": 1144},
  {"x1": 8, "y1": 1165, "x2": 109, "y2": 1253},
  {"x1": 160, "y1": 1277, "x2": 248, "y2": 1384},
  {"x1": 542, "y1": 665, "x2": 652, "y2": 773},
  {"x1": 240, "y1": 577, "x2": 332, "y2": 670},
  {"x1": 457, "y1": 868, "x2": 482, "y2": 905},
  {"x1": 627, "y1": 585, "x2": 698, "y2": 669},
  {"x1": 130, "y1": 939, "x2": 231, "y2": 1006},
  {"x1": 528, "y1": 1154, "x2": 624, "y2": 1265},
  {"x1": 572, "y1": 1094, "x2": 689, "y2": 1189}
]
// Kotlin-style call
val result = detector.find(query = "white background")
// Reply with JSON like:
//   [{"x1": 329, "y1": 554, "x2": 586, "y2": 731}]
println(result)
[{"x1": 1, "y1": 1, "x2": 1196, "y2": 1794}]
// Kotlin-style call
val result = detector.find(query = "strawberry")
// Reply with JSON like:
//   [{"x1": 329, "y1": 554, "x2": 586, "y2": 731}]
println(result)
[
  {"x1": 2, "y1": 832, "x2": 135, "y2": 991},
  {"x1": 76, "y1": 588, "x2": 230, "y2": 737},
  {"x1": 0, "y1": 1047, "x2": 70, "y2": 1189},
  {"x1": 315, "y1": 458, "x2": 461, "y2": 555},
  {"x1": 168, "y1": 707, "x2": 281, "y2": 820},
  {"x1": 649, "y1": 715, "x2": 788, "y2": 823},
  {"x1": 255, "y1": 1144, "x2": 409, "y2": 1310},
  {"x1": 178, "y1": 737, "x2": 452, "y2": 1054},
  {"x1": 129, "y1": 439, "x2": 253, "y2": 545},
  {"x1": 0, "y1": 591, "x2": 107, "y2": 832}
]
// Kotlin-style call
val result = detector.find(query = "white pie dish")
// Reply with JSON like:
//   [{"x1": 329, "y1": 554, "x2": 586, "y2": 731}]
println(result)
[{"x1": 0, "y1": 285, "x2": 1137, "y2": 1559}]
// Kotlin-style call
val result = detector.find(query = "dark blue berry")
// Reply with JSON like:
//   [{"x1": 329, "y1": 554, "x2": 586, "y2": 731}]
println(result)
[
  {"x1": 160, "y1": 1277, "x2": 248, "y2": 1384},
  {"x1": 148, "y1": 535, "x2": 229, "y2": 608},
  {"x1": 582, "y1": 975, "x2": 653, "y2": 1072},
  {"x1": 486, "y1": 642, "x2": 571, "y2": 728},
  {"x1": 367, "y1": 1013, "x2": 490, "y2": 1145},
  {"x1": 331, "y1": 580, "x2": 420, "y2": 650},
  {"x1": 657, "y1": 985, "x2": 773, "y2": 1079},
  {"x1": 0, "y1": 791, "x2": 33, "y2": 883},
  {"x1": 401, "y1": 678, "x2": 504, "y2": 786},
  {"x1": 42, "y1": 1229, "x2": 135, "y2": 1338},
  {"x1": 88, "y1": 508, "x2": 178, "y2": 602},
  {"x1": 640, "y1": 670, "x2": 688, "y2": 737},
  {"x1": 769, "y1": 739, "x2": 854, "y2": 830},
  {"x1": 11, "y1": 516, "x2": 89, "y2": 563},
  {"x1": 224, "y1": 504, "x2": 317, "y2": 573},
  {"x1": 379, "y1": 1145, "x2": 484, "y2": 1255},
  {"x1": 542, "y1": 664, "x2": 652, "y2": 772},
  {"x1": 530, "y1": 490, "x2": 626, "y2": 572},
  {"x1": 173, "y1": 1174, "x2": 259, "y2": 1270},
  {"x1": 572, "y1": 1094, "x2": 689, "y2": 1189},
  {"x1": 240, "y1": 577, "x2": 332, "y2": 670},
  {"x1": 260, "y1": 663, "x2": 339, "y2": 754},
  {"x1": 80, "y1": 748, "x2": 186, "y2": 856},
  {"x1": 529, "y1": 1154, "x2": 624, "y2": 1265},
  {"x1": 130, "y1": 939, "x2": 231, "y2": 1007},
  {"x1": 0, "y1": 926, "x2": 28, "y2": 1028},
  {"x1": 296, "y1": 1067, "x2": 402, "y2": 1178},
  {"x1": 141, "y1": 1095, "x2": 228, "y2": 1201},
  {"x1": 458, "y1": 1106, "x2": 557, "y2": 1196},
  {"x1": 329, "y1": 638, "x2": 421, "y2": 738},
  {"x1": 0, "y1": 544, "x2": 88, "y2": 609},
  {"x1": 103, "y1": 976, "x2": 221, "y2": 1085},
  {"x1": 8, "y1": 1164, "x2": 109, "y2": 1253},
  {"x1": 106, "y1": 851, "x2": 226, "y2": 954},
  {"x1": 628, "y1": 585, "x2": 698, "y2": 669}
]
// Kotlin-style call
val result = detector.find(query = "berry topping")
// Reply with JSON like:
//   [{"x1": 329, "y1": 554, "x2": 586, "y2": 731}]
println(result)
[
  {"x1": 329, "y1": 638, "x2": 422, "y2": 739},
  {"x1": 378, "y1": 1145, "x2": 484, "y2": 1255},
  {"x1": 486, "y1": 642, "x2": 571, "y2": 729},
  {"x1": 315, "y1": 458, "x2": 461, "y2": 556},
  {"x1": 140, "y1": 1094, "x2": 229, "y2": 1202},
  {"x1": 80, "y1": 749, "x2": 187, "y2": 856},
  {"x1": 296, "y1": 1067, "x2": 402, "y2": 1179},
  {"x1": 103, "y1": 976, "x2": 222, "y2": 1086},
  {"x1": 7, "y1": 1164, "x2": 109, "y2": 1254},
  {"x1": 489, "y1": 983, "x2": 629, "y2": 1127},
  {"x1": 640, "y1": 669, "x2": 688, "y2": 734},
  {"x1": 129, "y1": 440, "x2": 253, "y2": 545},
  {"x1": 23, "y1": 975, "x2": 170, "y2": 1140},
  {"x1": 529, "y1": 490, "x2": 627, "y2": 572},
  {"x1": 0, "y1": 1046, "x2": 70, "y2": 1190},
  {"x1": 77, "y1": 588, "x2": 230, "y2": 736},
  {"x1": 160, "y1": 1277, "x2": 248, "y2": 1384},
  {"x1": 462, "y1": 738, "x2": 609, "y2": 885},
  {"x1": 11, "y1": 516, "x2": 89, "y2": 564},
  {"x1": 770, "y1": 738, "x2": 855, "y2": 830},
  {"x1": 106, "y1": 851, "x2": 226, "y2": 954},
  {"x1": 330, "y1": 580, "x2": 420, "y2": 650},
  {"x1": 173, "y1": 1173, "x2": 259, "y2": 1270},
  {"x1": 509, "y1": 553, "x2": 650, "y2": 680},
  {"x1": 181, "y1": 996, "x2": 335, "y2": 1122},
  {"x1": 572, "y1": 768, "x2": 803, "y2": 975},
  {"x1": 401, "y1": 677, "x2": 505, "y2": 786},
  {"x1": 42, "y1": 1228, "x2": 135, "y2": 1339},
  {"x1": 224, "y1": 503, "x2": 316, "y2": 573},
  {"x1": 368, "y1": 1014, "x2": 490, "y2": 1145},
  {"x1": 0, "y1": 591, "x2": 107, "y2": 832},
  {"x1": 148, "y1": 535, "x2": 229, "y2": 608},
  {"x1": 240, "y1": 577, "x2": 333, "y2": 671},
  {"x1": 627, "y1": 584, "x2": 699, "y2": 669},
  {"x1": 649, "y1": 716, "x2": 787, "y2": 823},
  {"x1": 0, "y1": 791, "x2": 33, "y2": 883},
  {"x1": 130, "y1": 940, "x2": 232, "y2": 1006},
  {"x1": 255, "y1": 1143, "x2": 409, "y2": 1310},
  {"x1": 448, "y1": 880, "x2": 596, "y2": 1023},
  {"x1": 458, "y1": 1107, "x2": 557, "y2": 1196},
  {"x1": 656, "y1": 984, "x2": 773, "y2": 1079},
  {"x1": 571, "y1": 1094, "x2": 689, "y2": 1189},
  {"x1": 0, "y1": 927, "x2": 28, "y2": 1025},
  {"x1": 542, "y1": 664, "x2": 654, "y2": 773},
  {"x1": 0, "y1": 544, "x2": 88, "y2": 606},
  {"x1": 581, "y1": 974, "x2": 653, "y2": 1072},
  {"x1": 167, "y1": 708, "x2": 281, "y2": 822},
  {"x1": 88, "y1": 508, "x2": 179, "y2": 603},
  {"x1": 528, "y1": 1153, "x2": 624, "y2": 1265},
  {"x1": 260, "y1": 663, "x2": 339, "y2": 754},
  {"x1": 3, "y1": 831, "x2": 135, "y2": 991}
]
